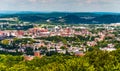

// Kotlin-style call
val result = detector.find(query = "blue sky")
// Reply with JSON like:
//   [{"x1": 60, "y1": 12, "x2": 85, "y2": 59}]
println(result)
[{"x1": 0, "y1": 0, "x2": 120, "y2": 12}]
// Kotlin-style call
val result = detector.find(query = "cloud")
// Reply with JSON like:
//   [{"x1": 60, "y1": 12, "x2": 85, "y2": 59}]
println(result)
[
  {"x1": 29, "y1": 0, "x2": 37, "y2": 2},
  {"x1": 0, "y1": 0, "x2": 120, "y2": 12}
]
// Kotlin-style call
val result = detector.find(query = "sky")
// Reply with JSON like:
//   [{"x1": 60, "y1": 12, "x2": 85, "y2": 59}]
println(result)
[{"x1": 0, "y1": 0, "x2": 120, "y2": 12}]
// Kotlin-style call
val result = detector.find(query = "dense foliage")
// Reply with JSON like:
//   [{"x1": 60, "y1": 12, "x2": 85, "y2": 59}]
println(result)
[{"x1": 0, "y1": 49, "x2": 120, "y2": 71}]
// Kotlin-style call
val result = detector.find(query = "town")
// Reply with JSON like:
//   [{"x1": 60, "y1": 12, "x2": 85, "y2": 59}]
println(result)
[
  {"x1": 0, "y1": 23, "x2": 120, "y2": 60},
  {"x1": 1, "y1": 0, "x2": 120, "y2": 70}
]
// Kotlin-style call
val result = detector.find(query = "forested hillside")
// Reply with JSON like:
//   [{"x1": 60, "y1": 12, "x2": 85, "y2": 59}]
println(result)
[
  {"x1": 0, "y1": 12, "x2": 120, "y2": 24},
  {"x1": 0, "y1": 48, "x2": 120, "y2": 71}
]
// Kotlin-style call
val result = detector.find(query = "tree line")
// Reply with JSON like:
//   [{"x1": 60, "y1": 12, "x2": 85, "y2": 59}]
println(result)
[{"x1": 0, "y1": 48, "x2": 120, "y2": 71}]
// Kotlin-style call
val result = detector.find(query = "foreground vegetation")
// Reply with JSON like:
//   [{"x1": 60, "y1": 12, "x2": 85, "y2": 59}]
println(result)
[{"x1": 0, "y1": 48, "x2": 120, "y2": 71}]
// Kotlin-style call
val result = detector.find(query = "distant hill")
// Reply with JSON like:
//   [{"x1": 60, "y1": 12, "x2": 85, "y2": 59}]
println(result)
[{"x1": 0, "y1": 11, "x2": 120, "y2": 24}]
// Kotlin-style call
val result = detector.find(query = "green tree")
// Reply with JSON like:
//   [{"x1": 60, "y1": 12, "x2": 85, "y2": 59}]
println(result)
[{"x1": 1, "y1": 39, "x2": 10, "y2": 45}]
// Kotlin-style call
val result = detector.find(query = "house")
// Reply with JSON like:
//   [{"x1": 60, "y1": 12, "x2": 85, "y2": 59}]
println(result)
[
  {"x1": 24, "y1": 55, "x2": 34, "y2": 61},
  {"x1": 87, "y1": 41, "x2": 97, "y2": 46},
  {"x1": 100, "y1": 47, "x2": 116, "y2": 51},
  {"x1": 33, "y1": 40, "x2": 45, "y2": 48},
  {"x1": 57, "y1": 49, "x2": 66, "y2": 54},
  {"x1": 34, "y1": 51, "x2": 41, "y2": 58},
  {"x1": 24, "y1": 51, "x2": 41, "y2": 61},
  {"x1": 74, "y1": 51, "x2": 85, "y2": 56}
]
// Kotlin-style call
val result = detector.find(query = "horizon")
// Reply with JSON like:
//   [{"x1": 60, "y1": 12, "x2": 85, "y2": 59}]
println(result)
[{"x1": 0, "y1": 10, "x2": 120, "y2": 13}]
